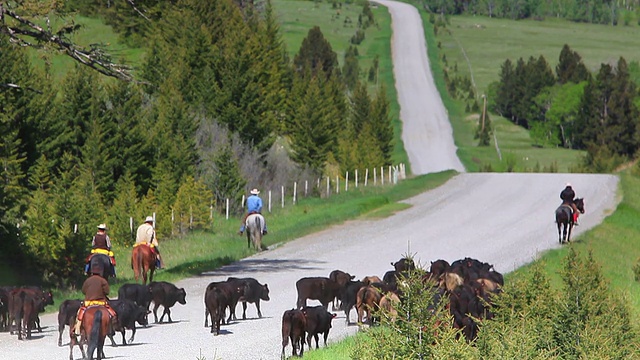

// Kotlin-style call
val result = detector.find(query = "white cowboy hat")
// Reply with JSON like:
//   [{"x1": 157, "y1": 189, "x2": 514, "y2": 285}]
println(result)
[
  {"x1": 97, "y1": 223, "x2": 107, "y2": 230},
  {"x1": 565, "y1": 182, "x2": 572, "y2": 187},
  {"x1": 250, "y1": 188, "x2": 260, "y2": 195},
  {"x1": 145, "y1": 216, "x2": 154, "y2": 223}
]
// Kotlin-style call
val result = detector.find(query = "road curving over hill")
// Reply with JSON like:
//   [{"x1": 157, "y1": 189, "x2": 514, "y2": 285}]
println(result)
[{"x1": 0, "y1": 1, "x2": 620, "y2": 360}]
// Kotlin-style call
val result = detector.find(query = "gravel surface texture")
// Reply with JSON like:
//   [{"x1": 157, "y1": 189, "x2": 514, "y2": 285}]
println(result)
[{"x1": 0, "y1": 2, "x2": 620, "y2": 360}]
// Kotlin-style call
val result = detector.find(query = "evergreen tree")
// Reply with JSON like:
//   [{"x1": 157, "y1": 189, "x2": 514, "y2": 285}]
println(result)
[
  {"x1": 293, "y1": 26, "x2": 340, "y2": 80},
  {"x1": 212, "y1": 146, "x2": 246, "y2": 215},
  {"x1": 370, "y1": 83, "x2": 394, "y2": 164},
  {"x1": 172, "y1": 176, "x2": 213, "y2": 234},
  {"x1": 495, "y1": 59, "x2": 517, "y2": 121},
  {"x1": 556, "y1": 44, "x2": 590, "y2": 84},
  {"x1": 343, "y1": 46, "x2": 360, "y2": 91},
  {"x1": 350, "y1": 82, "x2": 371, "y2": 133},
  {"x1": 603, "y1": 57, "x2": 639, "y2": 157},
  {"x1": 107, "y1": 173, "x2": 139, "y2": 247}
]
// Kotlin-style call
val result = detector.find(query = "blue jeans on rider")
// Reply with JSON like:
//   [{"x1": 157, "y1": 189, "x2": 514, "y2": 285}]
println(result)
[{"x1": 239, "y1": 224, "x2": 268, "y2": 234}]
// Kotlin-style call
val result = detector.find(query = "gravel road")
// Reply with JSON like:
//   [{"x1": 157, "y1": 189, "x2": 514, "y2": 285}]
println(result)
[{"x1": 0, "y1": 1, "x2": 620, "y2": 360}]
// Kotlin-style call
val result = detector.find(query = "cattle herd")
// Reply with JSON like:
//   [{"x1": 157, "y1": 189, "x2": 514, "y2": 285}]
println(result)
[
  {"x1": 279, "y1": 256, "x2": 504, "y2": 358},
  {"x1": 0, "y1": 255, "x2": 504, "y2": 360}
]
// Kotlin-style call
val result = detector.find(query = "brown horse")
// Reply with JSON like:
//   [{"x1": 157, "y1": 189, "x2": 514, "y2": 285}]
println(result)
[
  {"x1": 555, "y1": 198, "x2": 585, "y2": 244},
  {"x1": 131, "y1": 245, "x2": 157, "y2": 285},
  {"x1": 81, "y1": 306, "x2": 110, "y2": 360}
]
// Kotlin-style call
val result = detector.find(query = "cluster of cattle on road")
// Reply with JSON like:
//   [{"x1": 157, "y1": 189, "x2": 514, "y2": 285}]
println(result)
[
  {"x1": 0, "y1": 281, "x2": 187, "y2": 360},
  {"x1": 281, "y1": 256, "x2": 504, "y2": 358},
  {"x1": 1, "y1": 255, "x2": 504, "y2": 360}
]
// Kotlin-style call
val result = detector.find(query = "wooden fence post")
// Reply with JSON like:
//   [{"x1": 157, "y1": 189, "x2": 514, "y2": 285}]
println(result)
[
  {"x1": 326, "y1": 176, "x2": 330, "y2": 197},
  {"x1": 381, "y1": 166, "x2": 384, "y2": 185},
  {"x1": 355, "y1": 169, "x2": 358, "y2": 188},
  {"x1": 293, "y1": 182, "x2": 297, "y2": 205},
  {"x1": 268, "y1": 190, "x2": 272, "y2": 213},
  {"x1": 281, "y1": 186, "x2": 285, "y2": 208},
  {"x1": 336, "y1": 175, "x2": 339, "y2": 194},
  {"x1": 364, "y1": 168, "x2": 369, "y2": 186},
  {"x1": 374, "y1": 167, "x2": 377, "y2": 185},
  {"x1": 225, "y1": 199, "x2": 229, "y2": 220},
  {"x1": 345, "y1": 171, "x2": 349, "y2": 192}
]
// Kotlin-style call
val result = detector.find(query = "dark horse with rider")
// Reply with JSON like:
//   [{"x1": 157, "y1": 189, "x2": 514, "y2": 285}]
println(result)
[
  {"x1": 85, "y1": 223, "x2": 116, "y2": 278},
  {"x1": 555, "y1": 183, "x2": 585, "y2": 244}
]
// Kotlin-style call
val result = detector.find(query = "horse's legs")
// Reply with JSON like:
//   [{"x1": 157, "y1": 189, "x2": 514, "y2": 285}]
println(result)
[
  {"x1": 153, "y1": 303, "x2": 160, "y2": 323},
  {"x1": 567, "y1": 224, "x2": 573, "y2": 243}
]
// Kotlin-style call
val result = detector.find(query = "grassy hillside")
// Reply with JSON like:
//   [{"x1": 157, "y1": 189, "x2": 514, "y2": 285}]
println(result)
[{"x1": 438, "y1": 15, "x2": 640, "y2": 97}]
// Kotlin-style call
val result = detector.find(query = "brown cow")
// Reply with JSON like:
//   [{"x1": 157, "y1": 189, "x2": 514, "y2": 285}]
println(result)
[
  {"x1": 355, "y1": 286, "x2": 382, "y2": 325},
  {"x1": 379, "y1": 292, "x2": 401, "y2": 322},
  {"x1": 204, "y1": 284, "x2": 229, "y2": 336},
  {"x1": 361, "y1": 276, "x2": 382, "y2": 286},
  {"x1": 8, "y1": 287, "x2": 46, "y2": 340},
  {"x1": 281, "y1": 309, "x2": 306, "y2": 358},
  {"x1": 328, "y1": 270, "x2": 354, "y2": 310},
  {"x1": 295, "y1": 277, "x2": 340, "y2": 310}
]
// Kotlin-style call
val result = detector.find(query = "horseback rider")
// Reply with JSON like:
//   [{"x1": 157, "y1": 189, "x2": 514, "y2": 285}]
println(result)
[
  {"x1": 74, "y1": 264, "x2": 117, "y2": 336},
  {"x1": 238, "y1": 188, "x2": 268, "y2": 235},
  {"x1": 136, "y1": 216, "x2": 164, "y2": 269},
  {"x1": 85, "y1": 224, "x2": 116, "y2": 276},
  {"x1": 560, "y1": 183, "x2": 579, "y2": 225}
]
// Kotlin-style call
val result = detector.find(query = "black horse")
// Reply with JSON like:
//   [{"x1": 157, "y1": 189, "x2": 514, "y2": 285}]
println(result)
[
  {"x1": 88, "y1": 254, "x2": 115, "y2": 278},
  {"x1": 555, "y1": 198, "x2": 585, "y2": 244}
]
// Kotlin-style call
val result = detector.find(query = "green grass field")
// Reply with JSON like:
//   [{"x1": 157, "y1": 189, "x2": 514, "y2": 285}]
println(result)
[{"x1": 437, "y1": 15, "x2": 640, "y2": 97}]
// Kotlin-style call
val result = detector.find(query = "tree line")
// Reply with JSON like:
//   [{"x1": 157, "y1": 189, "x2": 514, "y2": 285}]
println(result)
[
  {"x1": 0, "y1": 0, "x2": 394, "y2": 286},
  {"x1": 490, "y1": 44, "x2": 640, "y2": 170},
  {"x1": 422, "y1": 0, "x2": 640, "y2": 25}
]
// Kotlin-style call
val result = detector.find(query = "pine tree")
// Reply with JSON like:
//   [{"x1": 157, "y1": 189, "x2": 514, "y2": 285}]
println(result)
[
  {"x1": 108, "y1": 173, "x2": 139, "y2": 247},
  {"x1": 212, "y1": 146, "x2": 246, "y2": 215},
  {"x1": 343, "y1": 46, "x2": 360, "y2": 90},
  {"x1": 172, "y1": 176, "x2": 213, "y2": 234},
  {"x1": 370, "y1": 83, "x2": 394, "y2": 164},
  {"x1": 495, "y1": 59, "x2": 516, "y2": 121},
  {"x1": 350, "y1": 82, "x2": 371, "y2": 133},
  {"x1": 556, "y1": 44, "x2": 590, "y2": 84},
  {"x1": 602, "y1": 57, "x2": 639, "y2": 157},
  {"x1": 293, "y1": 26, "x2": 340, "y2": 80}
]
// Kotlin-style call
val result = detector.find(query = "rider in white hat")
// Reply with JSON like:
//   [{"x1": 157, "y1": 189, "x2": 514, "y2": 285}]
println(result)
[
  {"x1": 239, "y1": 188, "x2": 268, "y2": 235},
  {"x1": 136, "y1": 215, "x2": 164, "y2": 268}
]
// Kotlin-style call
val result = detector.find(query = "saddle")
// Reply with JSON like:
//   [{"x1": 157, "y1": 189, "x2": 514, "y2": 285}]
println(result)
[
  {"x1": 77, "y1": 301, "x2": 117, "y2": 321},
  {"x1": 88, "y1": 249, "x2": 116, "y2": 266}
]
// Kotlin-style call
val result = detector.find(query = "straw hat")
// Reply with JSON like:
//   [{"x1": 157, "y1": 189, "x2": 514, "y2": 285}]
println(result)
[
  {"x1": 97, "y1": 223, "x2": 107, "y2": 230},
  {"x1": 145, "y1": 216, "x2": 154, "y2": 223},
  {"x1": 250, "y1": 188, "x2": 260, "y2": 195}
]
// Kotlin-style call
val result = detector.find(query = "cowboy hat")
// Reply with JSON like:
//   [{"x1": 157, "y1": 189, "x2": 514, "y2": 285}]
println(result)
[
  {"x1": 145, "y1": 216, "x2": 154, "y2": 223},
  {"x1": 565, "y1": 182, "x2": 572, "y2": 187},
  {"x1": 250, "y1": 188, "x2": 260, "y2": 195},
  {"x1": 97, "y1": 223, "x2": 107, "y2": 230}
]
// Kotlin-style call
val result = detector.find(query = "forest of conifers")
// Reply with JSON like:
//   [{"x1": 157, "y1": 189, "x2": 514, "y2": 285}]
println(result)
[{"x1": 0, "y1": 0, "x2": 394, "y2": 285}]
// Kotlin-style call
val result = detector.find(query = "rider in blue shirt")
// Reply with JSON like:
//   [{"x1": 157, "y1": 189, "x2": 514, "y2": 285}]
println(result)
[{"x1": 239, "y1": 188, "x2": 268, "y2": 235}]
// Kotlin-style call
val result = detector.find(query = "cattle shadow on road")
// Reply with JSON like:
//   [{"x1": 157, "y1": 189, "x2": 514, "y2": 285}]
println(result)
[{"x1": 199, "y1": 259, "x2": 326, "y2": 277}]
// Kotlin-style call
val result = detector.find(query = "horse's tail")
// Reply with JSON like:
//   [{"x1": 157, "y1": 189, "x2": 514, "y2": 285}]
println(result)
[
  {"x1": 87, "y1": 310, "x2": 102, "y2": 359},
  {"x1": 256, "y1": 216, "x2": 263, "y2": 234}
]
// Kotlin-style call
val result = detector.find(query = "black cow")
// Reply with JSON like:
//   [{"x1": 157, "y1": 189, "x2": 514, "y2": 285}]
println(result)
[
  {"x1": 281, "y1": 309, "x2": 306, "y2": 358},
  {"x1": 226, "y1": 277, "x2": 270, "y2": 320},
  {"x1": 118, "y1": 283, "x2": 153, "y2": 311},
  {"x1": 57, "y1": 299, "x2": 82, "y2": 347},
  {"x1": 328, "y1": 270, "x2": 354, "y2": 310},
  {"x1": 149, "y1": 281, "x2": 187, "y2": 323},
  {"x1": 295, "y1": 277, "x2": 340, "y2": 310},
  {"x1": 204, "y1": 283, "x2": 230, "y2": 336},
  {"x1": 302, "y1": 305, "x2": 336, "y2": 349},
  {"x1": 429, "y1": 259, "x2": 450, "y2": 280},
  {"x1": 339, "y1": 280, "x2": 365, "y2": 324},
  {"x1": 391, "y1": 257, "x2": 415, "y2": 273},
  {"x1": 204, "y1": 280, "x2": 243, "y2": 324},
  {"x1": 109, "y1": 299, "x2": 149, "y2": 345}
]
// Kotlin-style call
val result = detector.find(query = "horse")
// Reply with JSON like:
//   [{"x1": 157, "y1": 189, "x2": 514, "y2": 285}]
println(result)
[
  {"x1": 245, "y1": 213, "x2": 266, "y2": 252},
  {"x1": 131, "y1": 244, "x2": 157, "y2": 285},
  {"x1": 81, "y1": 306, "x2": 110, "y2": 360},
  {"x1": 88, "y1": 254, "x2": 114, "y2": 278},
  {"x1": 555, "y1": 198, "x2": 585, "y2": 244}
]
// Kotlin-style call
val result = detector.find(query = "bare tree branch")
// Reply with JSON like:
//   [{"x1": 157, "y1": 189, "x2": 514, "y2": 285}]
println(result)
[
  {"x1": 0, "y1": 83, "x2": 42, "y2": 94},
  {"x1": 0, "y1": 2, "x2": 134, "y2": 81},
  {"x1": 124, "y1": 0, "x2": 151, "y2": 21}
]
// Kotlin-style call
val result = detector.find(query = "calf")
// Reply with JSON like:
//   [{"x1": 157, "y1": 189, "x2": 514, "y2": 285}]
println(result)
[
  {"x1": 118, "y1": 283, "x2": 153, "y2": 311},
  {"x1": 57, "y1": 299, "x2": 82, "y2": 347},
  {"x1": 340, "y1": 280, "x2": 366, "y2": 324},
  {"x1": 379, "y1": 292, "x2": 401, "y2": 322},
  {"x1": 302, "y1": 305, "x2": 336, "y2": 349},
  {"x1": 109, "y1": 299, "x2": 149, "y2": 345},
  {"x1": 204, "y1": 283, "x2": 230, "y2": 335},
  {"x1": 295, "y1": 277, "x2": 340, "y2": 310},
  {"x1": 204, "y1": 280, "x2": 243, "y2": 324},
  {"x1": 355, "y1": 285, "x2": 382, "y2": 325},
  {"x1": 281, "y1": 309, "x2": 306, "y2": 358},
  {"x1": 9, "y1": 287, "x2": 44, "y2": 340},
  {"x1": 226, "y1": 277, "x2": 270, "y2": 320},
  {"x1": 149, "y1": 281, "x2": 187, "y2": 323},
  {"x1": 328, "y1": 270, "x2": 354, "y2": 310}
]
